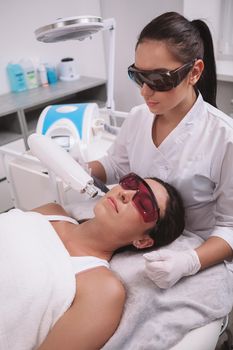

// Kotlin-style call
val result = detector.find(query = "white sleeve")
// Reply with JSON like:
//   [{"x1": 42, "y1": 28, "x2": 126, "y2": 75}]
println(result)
[
  {"x1": 99, "y1": 112, "x2": 134, "y2": 184},
  {"x1": 210, "y1": 139, "x2": 233, "y2": 250}
]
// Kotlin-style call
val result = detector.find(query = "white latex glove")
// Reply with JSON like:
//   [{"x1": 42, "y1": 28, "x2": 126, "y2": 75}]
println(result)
[{"x1": 143, "y1": 249, "x2": 201, "y2": 289}]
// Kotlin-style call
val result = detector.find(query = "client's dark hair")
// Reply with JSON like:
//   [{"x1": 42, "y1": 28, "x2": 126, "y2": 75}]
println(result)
[
  {"x1": 146, "y1": 177, "x2": 185, "y2": 249},
  {"x1": 115, "y1": 177, "x2": 185, "y2": 254}
]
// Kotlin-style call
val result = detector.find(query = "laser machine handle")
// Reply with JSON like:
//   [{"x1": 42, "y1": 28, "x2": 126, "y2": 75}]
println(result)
[{"x1": 28, "y1": 133, "x2": 98, "y2": 197}]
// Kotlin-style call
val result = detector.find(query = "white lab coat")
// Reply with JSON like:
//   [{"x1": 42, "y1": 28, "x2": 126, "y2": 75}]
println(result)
[{"x1": 100, "y1": 94, "x2": 233, "y2": 256}]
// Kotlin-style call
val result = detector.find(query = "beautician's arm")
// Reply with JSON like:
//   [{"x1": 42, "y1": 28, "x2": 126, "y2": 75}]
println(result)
[
  {"x1": 88, "y1": 160, "x2": 107, "y2": 183},
  {"x1": 145, "y1": 142, "x2": 233, "y2": 288},
  {"x1": 196, "y1": 143, "x2": 233, "y2": 268},
  {"x1": 144, "y1": 235, "x2": 233, "y2": 289},
  {"x1": 196, "y1": 236, "x2": 233, "y2": 269},
  {"x1": 38, "y1": 267, "x2": 125, "y2": 350}
]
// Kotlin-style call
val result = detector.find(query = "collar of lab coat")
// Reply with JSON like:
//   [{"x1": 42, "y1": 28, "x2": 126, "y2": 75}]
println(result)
[
  {"x1": 153, "y1": 93, "x2": 206, "y2": 174},
  {"x1": 156, "y1": 92, "x2": 204, "y2": 150}
]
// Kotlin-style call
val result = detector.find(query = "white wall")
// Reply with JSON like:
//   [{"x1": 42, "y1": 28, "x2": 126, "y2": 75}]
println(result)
[
  {"x1": 0, "y1": 0, "x2": 106, "y2": 95},
  {"x1": 100, "y1": 0, "x2": 230, "y2": 114},
  {"x1": 183, "y1": 0, "x2": 233, "y2": 115},
  {"x1": 1, "y1": 1, "x2": 230, "y2": 114},
  {"x1": 100, "y1": 0, "x2": 183, "y2": 112},
  {"x1": 183, "y1": 0, "x2": 221, "y2": 54}
]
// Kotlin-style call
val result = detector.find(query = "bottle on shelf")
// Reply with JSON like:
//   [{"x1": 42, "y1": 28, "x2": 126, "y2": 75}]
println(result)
[
  {"x1": 46, "y1": 64, "x2": 58, "y2": 84},
  {"x1": 38, "y1": 64, "x2": 49, "y2": 87},
  {"x1": 6, "y1": 62, "x2": 27, "y2": 92},
  {"x1": 20, "y1": 59, "x2": 38, "y2": 89}
]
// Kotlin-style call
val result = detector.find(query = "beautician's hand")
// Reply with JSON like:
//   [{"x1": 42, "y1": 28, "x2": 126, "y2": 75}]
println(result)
[
  {"x1": 143, "y1": 249, "x2": 201, "y2": 289},
  {"x1": 69, "y1": 144, "x2": 91, "y2": 174}
]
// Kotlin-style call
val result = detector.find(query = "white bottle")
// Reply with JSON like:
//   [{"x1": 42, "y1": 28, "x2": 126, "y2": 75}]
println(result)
[
  {"x1": 38, "y1": 64, "x2": 48, "y2": 87},
  {"x1": 20, "y1": 59, "x2": 38, "y2": 89}
]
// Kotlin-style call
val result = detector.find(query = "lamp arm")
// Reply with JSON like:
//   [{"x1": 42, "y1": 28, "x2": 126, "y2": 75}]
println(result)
[{"x1": 103, "y1": 18, "x2": 116, "y2": 121}]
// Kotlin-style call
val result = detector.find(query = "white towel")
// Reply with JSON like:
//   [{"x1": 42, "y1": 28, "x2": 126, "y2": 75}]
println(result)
[
  {"x1": 0, "y1": 209, "x2": 76, "y2": 350},
  {"x1": 103, "y1": 230, "x2": 233, "y2": 350}
]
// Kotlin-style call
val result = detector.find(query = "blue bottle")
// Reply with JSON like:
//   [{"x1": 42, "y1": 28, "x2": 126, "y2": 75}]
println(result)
[
  {"x1": 46, "y1": 65, "x2": 58, "y2": 84},
  {"x1": 6, "y1": 63, "x2": 27, "y2": 92}
]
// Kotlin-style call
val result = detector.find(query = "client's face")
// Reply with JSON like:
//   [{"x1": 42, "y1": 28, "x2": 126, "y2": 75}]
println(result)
[{"x1": 94, "y1": 176, "x2": 168, "y2": 246}]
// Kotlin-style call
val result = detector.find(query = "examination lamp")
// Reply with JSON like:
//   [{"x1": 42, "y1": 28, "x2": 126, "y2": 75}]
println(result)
[
  {"x1": 33, "y1": 16, "x2": 116, "y2": 199},
  {"x1": 28, "y1": 133, "x2": 99, "y2": 198},
  {"x1": 35, "y1": 15, "x2": 116, "y2": 114}
]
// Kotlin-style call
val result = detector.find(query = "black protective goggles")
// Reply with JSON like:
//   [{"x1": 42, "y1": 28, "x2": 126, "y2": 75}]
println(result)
[{"x1": 128, "y1": 60, "x2": 196, "y2": 92}]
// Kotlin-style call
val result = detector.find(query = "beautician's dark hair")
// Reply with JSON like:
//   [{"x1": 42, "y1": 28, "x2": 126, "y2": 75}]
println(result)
[
  {"x1": 146, "y1": 177, "x2": 185, "y2": 248},
  {"x1": 136, "y1": 11, "x2": 217, "y2": 107}
]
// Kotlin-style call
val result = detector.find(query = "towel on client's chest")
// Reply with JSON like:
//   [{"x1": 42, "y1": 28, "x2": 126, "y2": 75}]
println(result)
[
  {"x1": 103, "y1": 230, "x2": 233, "y2": 350},
  {"x1": 0, "y1": 209, "x2": 76, "y2": 350}
]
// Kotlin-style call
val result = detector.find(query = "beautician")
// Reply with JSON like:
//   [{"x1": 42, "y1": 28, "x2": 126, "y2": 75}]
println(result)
[{"x1": 88, "y1": 11, "x2": 233, "y2": 288}]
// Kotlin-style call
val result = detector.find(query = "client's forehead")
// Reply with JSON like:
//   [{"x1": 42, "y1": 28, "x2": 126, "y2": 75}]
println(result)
[{"x1": 145, "y1": 179, "x2": 168, "y2": 217}]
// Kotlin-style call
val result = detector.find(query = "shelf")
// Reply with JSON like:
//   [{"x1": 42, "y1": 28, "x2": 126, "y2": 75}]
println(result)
[
  {"x1": 0, "y1": 76, "x2": 106, "y2": 117},
  {"x1": 0, "y1": 76, "x2": 106, "y2": 147},
  {"x1": 0, "y1": 113, "x2": 22, "y2": 146},
  {"x1": 0, "y1": 132, "x2": 22, "y2": 146}
]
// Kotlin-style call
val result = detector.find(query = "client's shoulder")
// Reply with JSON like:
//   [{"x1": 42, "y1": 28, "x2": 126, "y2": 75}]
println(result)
[
  {"x1": 76, "y1": 267, "x2": 126, "y2": 303},
  {"x1": 32, "y1": 202, "x2": 69, "y2": 216}
]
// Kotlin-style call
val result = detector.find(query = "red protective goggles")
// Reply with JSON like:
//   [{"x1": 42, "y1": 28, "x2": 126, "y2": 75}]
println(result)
[
  {"x1": 128, "y1": 60, "x2": 196, "y2": 92},
  {"x1": 119, "y1": 173, "x2": 160, "y2": 223}
]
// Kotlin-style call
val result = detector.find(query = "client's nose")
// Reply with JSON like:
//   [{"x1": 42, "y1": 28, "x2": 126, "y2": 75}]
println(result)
[{"x1": 119, "y1": 189, "x2": 137, "y2": 203}]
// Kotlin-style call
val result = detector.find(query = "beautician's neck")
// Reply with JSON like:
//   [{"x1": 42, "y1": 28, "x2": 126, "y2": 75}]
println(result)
[{"x1": 157, "y1": 87, "x2": 197, "y2": 124}]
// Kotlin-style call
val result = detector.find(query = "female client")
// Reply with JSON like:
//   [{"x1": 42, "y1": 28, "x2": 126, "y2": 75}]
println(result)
[{"x1": 0, "y1": 173, "x2": 184, "y2": 350}]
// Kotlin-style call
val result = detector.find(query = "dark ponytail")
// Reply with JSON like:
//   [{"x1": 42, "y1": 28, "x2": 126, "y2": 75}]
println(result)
[
  {"x1": 191, "y1": 20, "x2": 217, "y2": 107},
  {"x1": 137, "y1": 12, "x2": 217, "y2": 107}
]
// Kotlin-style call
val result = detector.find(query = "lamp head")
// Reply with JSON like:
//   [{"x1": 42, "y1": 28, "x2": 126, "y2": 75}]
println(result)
[{"x1": 35, "y1": 16, "x2": 104, "y2": 43}]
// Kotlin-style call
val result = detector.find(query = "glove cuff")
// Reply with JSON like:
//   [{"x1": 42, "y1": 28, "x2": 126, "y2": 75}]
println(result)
[{"x1": 186, "y1": 249, "x2": 201, "y2": 276}]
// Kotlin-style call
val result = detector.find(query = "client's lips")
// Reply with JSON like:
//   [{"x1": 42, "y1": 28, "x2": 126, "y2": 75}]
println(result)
[
  {"x1": 107, "y1": 197, "x2": 118, "y2": 212},
  {"x1": 147, "y1": 100, "x2": 159, "y2": 107}
]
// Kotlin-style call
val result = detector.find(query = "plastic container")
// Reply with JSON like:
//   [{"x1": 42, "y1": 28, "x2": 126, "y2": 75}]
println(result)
[
  {"x1": 46, "y1": 64, "x2": 58, "y2": 84},
  {"x1": 38, "y1": 64, "x2": 49, "y2": 87},
  {"x1": 20, "y1": 59, "x2": 38, "y2": 89},
  {"x1": 6, "y1": 62, "x2": 27, "y2": 92},
  {"x1": 58, "y1": 57, "x2": 79, "y2": 81}
]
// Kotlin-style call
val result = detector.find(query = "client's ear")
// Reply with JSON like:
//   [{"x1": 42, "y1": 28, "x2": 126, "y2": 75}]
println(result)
[{"x1": 133, "y1": 236, "x2": 154, "y2": 249}]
